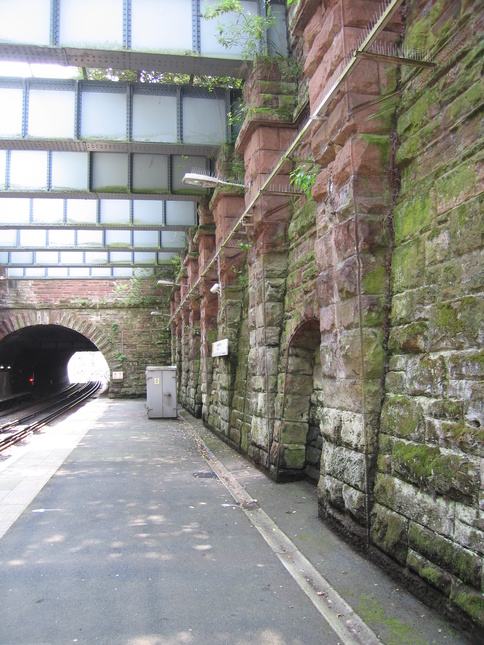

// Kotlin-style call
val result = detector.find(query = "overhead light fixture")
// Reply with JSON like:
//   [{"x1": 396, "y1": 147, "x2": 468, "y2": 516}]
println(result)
[
  {"x1": 157, "y1": 279, "x2": 182, "y2": 287},
  {"x1": 210, "y1": 282, "x2": 221, "y2": 295},
  {"x1": 182, "y1": 172, "x2": 246, "y2": 190}
]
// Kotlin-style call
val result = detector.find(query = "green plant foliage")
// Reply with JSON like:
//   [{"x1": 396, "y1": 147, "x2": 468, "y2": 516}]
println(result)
[
  {"x1": 290, "y1": 163, "x2": 319, "y2": 198},
  {"x1": 202, "y1": 0, "x2": 277, "y2": 59}
]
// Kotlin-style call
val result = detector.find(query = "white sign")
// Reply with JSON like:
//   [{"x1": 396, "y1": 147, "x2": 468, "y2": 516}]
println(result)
[
  {"x1": 212, "y1": 338, "x2": 229, "y2": 357},
  {"x1": 112, "y1": 371, "x2": 124, "y2": 380}
]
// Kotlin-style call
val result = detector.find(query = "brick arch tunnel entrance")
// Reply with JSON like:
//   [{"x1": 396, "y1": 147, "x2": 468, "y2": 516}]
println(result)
[{"x1": 0, "y1": 323, "x2": 112, "y2": 398}]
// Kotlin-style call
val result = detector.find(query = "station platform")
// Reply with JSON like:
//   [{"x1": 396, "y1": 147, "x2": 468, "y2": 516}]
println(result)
[{"x1": 0, "y1": 398, "x2": 472, "y2": 644}]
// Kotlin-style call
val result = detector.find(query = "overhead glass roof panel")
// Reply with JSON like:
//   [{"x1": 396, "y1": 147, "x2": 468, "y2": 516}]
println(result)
[
  {"x1": 48, "y1": 266, "x2": 69, "y2": 277},
  {"x1": 24, "y1": 267, "x2": 46, "y2": 277},
  {"x1": 10, "y1": 251, "x2": 34, "y2": 264},
  {"x1": 99, "y1": 199, "x2": 130, "y2": 225},
  {"x1": 60, "y1": 0, "x2": 123, "y2": 48},
  {"x1": 49, "y1": 229, "x2": 76, "y2": 246},
  {"x1": 28, "y1": 89, "x2": 76, "y2": 139},
  {"x1": 132, "y1": 200, "x2": 163, "y2": 226},
  {"x1": 81, "y1": 90, "x2": 127, "y2": 140},
  {"x1": 158, "y1": 252, "x2": 177, "y2": 263},
  {"x1": 66, "y1": 199, "x2": 97, "y2": 224},
  {"x1": 200, "y1": 0, "x2": 258, "y2": 57},
  {"x1": 70, "y1": 267, "x2": 91, "y2": 277},
  {"x1": 183, "y1": 97, "x2": 226, "y2": 145},
  {"x1": 132, "y1": 0, "x2": 192, "y2": 52},
  {"x1": 134, "y1": 251, "x2": 157, "y2": 264},
  {"x1": 165, "y1": 201, "x2": 196, "y2": 226},
  {"x1": 0, "y1": 150, "x2": 5, "y2": 189},
  {"x1": 60, "y1": 251, "x2": 84, "y2": 264},
  {"x1": 20, "y1": 229, "x2": 46, "y2": 246},
  {"x1": 113, "y1": 267, "x2": 135, "y2": 277},
  {"x1": 106, "y1": 229, "x2": 131, "y2": 247},
  {"x1": 92, "y1": 268, "x2": 112, "y2": 277},
  {"x1": 133, "y1": 230, "x2": 159, "y2": 248},
  {"x1": 132, "y1": 154, "x2": 169, "y2": 193},
  {"x1": 268, "y1": 4, "x2": 289, "y2": 57},
  {"x1": 132, "y1": 93, "x2": 177, "y2": 143},
  {"x1": 85, "y1": 251, "x2": 108, "y2": 264},
  {"x1": 52, "y1": 152, "x2": 90, "y2": 191},
  {"x1": 0, "y1": 0, "x2": 50, "y2": 46},
  {"x1": 37, "y1": 250, "x2": 59, "y2": 263},
  {"x1": 77, "y1": 230, "x2": 103, "y2": 247},
  {"x1": 92, "y1": 153, "x2": 128, "y2": 192},
  {"x1": 10, "y1": 151, "x2": 48, "y2": 190},
  {"x1": 172, "y1": 155, "x2": 207, "y2": 191},
  {"x1": 32, "y1": 198, "x2": 64, "y2": 223},
  {"x1": 162, "y1": 230, "x2": 186, "y2": 248},
  {"x1": 0, "y1": 230, "x2": 17, "y2": 246},
  {"x1": 110, "y1": 252, "x2": 132, "y2": 264},
  {"x1": 0, "y1": 198, "x2": 30, "y2": 223},
  {"x1": 0, "y1": 88, "x2": 23, "y2": 137}
]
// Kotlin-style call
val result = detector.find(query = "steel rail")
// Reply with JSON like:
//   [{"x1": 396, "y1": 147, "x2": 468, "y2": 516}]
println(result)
[{"x1": 0, "y1": 382, "x2": 101, "y2": 452}]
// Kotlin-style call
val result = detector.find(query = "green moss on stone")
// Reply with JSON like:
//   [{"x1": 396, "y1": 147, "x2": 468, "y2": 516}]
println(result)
[
  {"x1": 362, "y1": 265, "x2": 387, "y2": 295},
  {"x1": 394, "y1": 189, "x2": 434, "y2": 244},
  {"x1": 358, "y1": 134, "x2": 391, "y2": 164},
  {"x1": 380, "y1": 395, "x2": 425, "y2": 440},
  {"x1": 374, "y1": 473, "x2": 397, "y2": 507},
  {"x1": 436, "y1": 297, "x2": 477, "y2": 335},
  {"x1": 451, "y1": 585, "x2": 484, "y2": 627},
  {"x1": 408, "y1": 523, "x2": 481, "y2": 588}
]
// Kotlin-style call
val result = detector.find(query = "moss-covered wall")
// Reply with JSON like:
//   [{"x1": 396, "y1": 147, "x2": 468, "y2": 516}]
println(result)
[
  {"x1": 172, "y1": 0, "x2": 483, "y2": 633},
  {"x1": 375, "y1": 0, "x2": 484, "y2": 628}
]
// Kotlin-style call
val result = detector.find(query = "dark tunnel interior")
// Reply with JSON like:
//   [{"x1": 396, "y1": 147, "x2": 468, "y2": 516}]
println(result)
[{"x1": 0, "y1": 325, "x2": 98, "y2": 398}]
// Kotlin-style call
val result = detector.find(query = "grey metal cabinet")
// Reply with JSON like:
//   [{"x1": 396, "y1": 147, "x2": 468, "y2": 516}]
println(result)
[{"x1": 145, "y1": 366, "x2": 177, "y2": 418}]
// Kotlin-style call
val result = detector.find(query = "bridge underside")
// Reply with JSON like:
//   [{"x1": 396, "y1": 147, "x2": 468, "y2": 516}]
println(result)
[{"x1": 0, "y1": 0, "x2": 287, "y2": 279}]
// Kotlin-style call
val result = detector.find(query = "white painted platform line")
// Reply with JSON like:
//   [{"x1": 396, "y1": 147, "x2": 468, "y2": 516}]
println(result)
[
  {"x1": 0, "y1": 398, "x2": 109, "y2": 540},
  {"x1": 181, "y1": 415, "x2": 382, "y2": 645}
]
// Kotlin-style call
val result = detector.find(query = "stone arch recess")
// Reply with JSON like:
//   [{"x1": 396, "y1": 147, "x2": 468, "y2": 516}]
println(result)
[{"x1": 276, "y1": 318, "x2": 322, "y2": 482}]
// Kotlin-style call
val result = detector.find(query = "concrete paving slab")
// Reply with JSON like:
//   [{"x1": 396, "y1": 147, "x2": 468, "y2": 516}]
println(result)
[
  {"x1": 0, "y1": 398, "x2": 475, "y2": 645},
  {"x1": 0, "y1": 399, "x2": 337, "y2": 645}
]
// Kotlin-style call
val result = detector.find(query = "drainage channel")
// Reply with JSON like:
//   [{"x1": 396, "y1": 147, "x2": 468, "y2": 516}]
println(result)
[{"x1": 180, "y1": 414, "x2": 382, "y2": 645}]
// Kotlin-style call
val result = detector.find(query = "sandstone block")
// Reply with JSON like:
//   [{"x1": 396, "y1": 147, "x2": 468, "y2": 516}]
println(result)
[
  {"x1": 391, "y1": 238, "x2": 425, "y2": 294},
  {"x1": 374, "y1": 474, "x2": 455, "y2": 537},
  {"x1": 407, "y1": 550, "x2": 452, "y2": 595},
  {"x1": 342, "y1": 483, "x2": 367, "y2": 524},
  {"x1": 280, "y1": 444, "x2": 306, "y2": 469},
  {"x1": 250, "y1": 415, "x2": 270, "y2": 450},
  {"x1": 408, "y1": 521, "x2": 482, "y2": 589},
  {"x1": 380, "y1": 394, "x2": 426, "y2": 442},
  {"x1": 370, "y1": 503, "x2": 409, "y2": 565},
  {"x1": 322, "y1": 441, "x2": 366, "y2": 491},
  {"x1": 321, "y1": 407, "x2": 342, "y2": 442},
  {"x1": 320, "y1": 474, "x2": 345, "y2": 510},
  {"x1": 304, "y1": 6, "x2": 342, "y2": 78},
  {"x1": 450, "y1": 581, "x2": 484, "y2": 628}
]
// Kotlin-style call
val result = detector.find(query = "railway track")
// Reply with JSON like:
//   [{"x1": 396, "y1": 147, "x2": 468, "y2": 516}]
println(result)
[{"x1": 0, "y1": 382, "x2": 101, "y2": 452}]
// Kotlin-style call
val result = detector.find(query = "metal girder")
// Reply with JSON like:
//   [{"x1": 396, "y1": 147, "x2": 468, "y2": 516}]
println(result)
[
  {"x1": 0, "y1": 0, "x2": 286, "y2": 78},
  {"x1": 0, "y1": 45, "x2": 249, "y2": 79},
  {"x1": 0, "y1": 78, "x2": 235, "y2": 148}
]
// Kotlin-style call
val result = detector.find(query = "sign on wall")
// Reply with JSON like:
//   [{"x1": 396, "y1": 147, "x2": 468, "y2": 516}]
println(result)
[
  {"x1": 112, "y1": 371, "x2": 124, "y2": 380},
  {"x1": 212, "y1": 339, "x2": 228, "y2": 357}
]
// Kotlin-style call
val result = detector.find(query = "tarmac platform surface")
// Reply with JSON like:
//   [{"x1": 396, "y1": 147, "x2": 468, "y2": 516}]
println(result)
[{"x1": 0, "y1": 397, "x2": 472, "y2": 645}]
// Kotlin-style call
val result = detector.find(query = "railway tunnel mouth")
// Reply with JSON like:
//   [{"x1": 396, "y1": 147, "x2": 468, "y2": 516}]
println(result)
[{"x1": 0, "y1": 324, "x2": 108, "y2": 401}]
